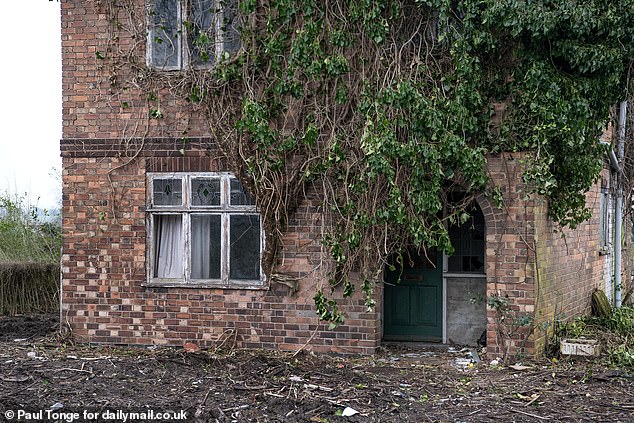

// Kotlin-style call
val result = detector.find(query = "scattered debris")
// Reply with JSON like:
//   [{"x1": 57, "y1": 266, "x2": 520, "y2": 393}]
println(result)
[
  {"x1": 1, "y1": 314, "x2": 633, "y2": 422},
  {"x1": 183, "y1": 342, "x2": 200, "y2": 352},
  {"x1": 509, "y1": 364, "x2": 533, "y2": 371},
  {"x1": 341, "y1": 406, "x2": 359, "y2": 417},
  {"x1": 561, "y1": 339, "x2": 600, "y2": 357}
]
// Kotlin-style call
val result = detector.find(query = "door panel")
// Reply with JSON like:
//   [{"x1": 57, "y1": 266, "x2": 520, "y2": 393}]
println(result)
[{"x1": 383, "y1": 249, "x2": 443, "y2": 341}]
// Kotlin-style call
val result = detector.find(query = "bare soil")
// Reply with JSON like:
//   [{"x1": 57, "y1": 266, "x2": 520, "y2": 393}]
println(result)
[{"x1": 0, "y1": 314, "x2": 633, "y2": 422}]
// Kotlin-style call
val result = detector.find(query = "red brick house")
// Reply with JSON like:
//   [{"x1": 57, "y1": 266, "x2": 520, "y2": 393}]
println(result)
[{"x1": 60, "y1": 0, "x2": 624, "y2": 358}]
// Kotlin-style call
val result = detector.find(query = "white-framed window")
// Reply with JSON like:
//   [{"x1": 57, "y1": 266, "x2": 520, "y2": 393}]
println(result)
[
  {"x1": 147, "y1": 0, "x2": 240, "y2": 70},
  {"x1": 147, "y1": 172, "x2": 264, "y2": 287}
]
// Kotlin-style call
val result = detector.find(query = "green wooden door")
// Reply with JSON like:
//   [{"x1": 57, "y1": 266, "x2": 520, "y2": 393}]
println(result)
[{"x1": 383, "y1": 250, "x2": 443, "y2": 341}]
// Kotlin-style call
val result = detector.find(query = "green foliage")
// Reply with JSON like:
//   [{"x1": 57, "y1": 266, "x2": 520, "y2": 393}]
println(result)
[
  {"x1": 226, "y1": 0, "x2": 632, "y2": 323},
  {"x1": 590, "y1": 306, "x2": 634, "y2": 335},
  {"x1": 488, "y1": 293, "x2": 534, "y2": 362},
  {"x1": 488, "y1": 294, "x2": 534, "y2": 329},
  {"x1": 556, "y1": 307, "x2": 634, "y2": 369},
  {"x1": 314, "y1": 289, "x2": 345, "y2": 329},
  {"x1": 108, "y1": 0, "x2": 634, "y2": 325},
  {"x1": 478, "y1": 0, "x2": 632, "y2": 227},
  {"x1": 557, "y1": 316, "x2": 587, "y2": 339},
  {"x1": 0, "y1": 193, "x2": 61, "y2": 264}
]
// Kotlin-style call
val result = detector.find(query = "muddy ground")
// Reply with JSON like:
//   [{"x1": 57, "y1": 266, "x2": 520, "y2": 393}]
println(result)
[{"x1": 0, "y1": 315, "x2": 633, "y2": 422}]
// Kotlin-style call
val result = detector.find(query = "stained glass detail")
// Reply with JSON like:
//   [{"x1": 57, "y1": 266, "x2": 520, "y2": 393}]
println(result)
[
  {"x1": 149, "y1": 0, "x2": 181, "y2": 68},
  {"x1": 153, "y1": 178, "x2": 183, "y2": 206},
  {"x1": 191, "y1": 178, "x2": 221, "y2": 206},
  {"x1": 221, "y1": 0, "x2": 241, "y2": 55},
  {"x1": 189, "y1": 0, "x2": 216, "y2": 66}
]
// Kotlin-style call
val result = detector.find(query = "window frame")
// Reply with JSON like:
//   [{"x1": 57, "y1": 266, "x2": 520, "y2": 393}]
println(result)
[
  {"x1": 146, "y1": 172, "x2": 266, "y2": 289},
  {"x1": 599, "y1": 187, "x2": 611, "y2": 254},
  {"x1": 443, "y1": 195, "x2": 486, "y2": 276},
  {"x1": 146, "y1": 0, "x2": 240, "y2": 71}
]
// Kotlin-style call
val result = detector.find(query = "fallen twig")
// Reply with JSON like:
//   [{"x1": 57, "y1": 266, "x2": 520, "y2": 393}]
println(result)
[
  {"x1": 456, "y1": 409, "x2": 481, "y2": 418},
  {"x1": 304, "y1": 383, "x2": 333, "y2": 392},
  {"x1": 45, "y1": 368, "x2": 93, "y2": 375},
  {"x1": 264, "y1": 391, "x2": 284, "y2": 398},
  {"x1": 292, "y1": 323, "x2": 320, "y2": 358},
  {"x1": 510, "y1": 407, "x2": 550, "y2": 420},
  {"x1": 234, "y1": 384, "x2": 267, "y2": 390},
  {"x1": 525, "y1": 394, "x2": 541, "y2": 407},
  {"x1": 221, "y1": 405, "x2": 249, "y2": 413},
  {"x1": 9, "y1": 380, "x2": 38, "y2": 397}
]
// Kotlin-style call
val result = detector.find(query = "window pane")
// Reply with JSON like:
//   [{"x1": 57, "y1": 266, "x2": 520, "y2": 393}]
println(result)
[
  {"x1": 230, "y1": 178, "x2": 255, "y2": 205},
  {"x1": 447, "y1": 197, "x2": 485, "y2": 273},
  {"x1": 191, "y1": 178, "x2": 221, "y2": 206},
  {"x1": 153, "y1": 178, "x2": 183, "y2": 206},
  {"x1": 221, "y1": 0, "x2": 241, "y2": 54},
  {"x1": 189, "y1": 0, "x2": 216, "y2": 65},
  {"x1": 191, "y1": 214, "x2": 221, "y2": 279},
  {"x1": 599, "y1": 189, "x2": 608, "y2": 247},
  {"x1": 229, "y1": 215, "x2": 261, "y2": 280},
  {"x1": 153, "y1": 214, "x2": 184, "y2": 278},
  {"x1": 149, "y1": 0, "x2": 180, "y2": 68}
]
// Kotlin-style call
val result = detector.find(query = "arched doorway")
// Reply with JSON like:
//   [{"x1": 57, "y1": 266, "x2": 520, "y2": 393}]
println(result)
[{"x1": 383, "y1": 196, "x2": 487, "y2": 346}]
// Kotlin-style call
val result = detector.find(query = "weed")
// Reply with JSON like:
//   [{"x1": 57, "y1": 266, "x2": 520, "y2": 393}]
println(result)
[{"x1": 553, "y1": 306, "x2": 634, "y2": 369}]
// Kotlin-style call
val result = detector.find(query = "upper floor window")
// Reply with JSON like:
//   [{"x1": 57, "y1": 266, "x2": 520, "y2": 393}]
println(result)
[
  {"x1": 147, "y1": 0, "x2": 240, "y2": 70},
  {"x1": 147, "y1": 173, "x2": 264, "y2": 288}
]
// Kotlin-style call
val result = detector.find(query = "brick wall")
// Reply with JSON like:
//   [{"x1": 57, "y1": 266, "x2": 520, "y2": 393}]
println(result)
[
  {"x1": 61, "y1": 0, "x2": 210, "y2": 141},
  {"x1": 61, "y1": 0, "x2": 612, "y2": 358},
  {"x1": 61, "y1": 0, "x2": 382, "y2": 355},
  {"x1": 482, "y1": 153, "x2": 613, "y2": 358},
  {"x1": 532, "y1": 184, "x2": 605, "y2": 354},
  {"x1": 61, "y1": 140, "x2": 381, "y2": 354},
  {"x1": 482, "y1": 153, "x2": 538, "y2": 357}
]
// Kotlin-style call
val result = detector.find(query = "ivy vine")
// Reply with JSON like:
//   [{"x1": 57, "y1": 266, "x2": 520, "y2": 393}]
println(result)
[{"x1": 101, "y1": 0, "x2": 634, "y2": 325}]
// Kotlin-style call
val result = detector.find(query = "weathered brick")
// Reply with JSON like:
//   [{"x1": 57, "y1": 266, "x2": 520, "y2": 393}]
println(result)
[{"x1": 61, "y1": 1, "x2": 619, "y2": 359}]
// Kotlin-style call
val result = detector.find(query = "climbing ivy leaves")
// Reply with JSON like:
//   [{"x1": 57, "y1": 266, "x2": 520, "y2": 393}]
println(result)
[
  {"x1": 222, "y1": 0, "x2": 633, "y2": 323},
  {"x1": 118, "y1": 0, "x2": 634, "y2": 324},
  {"x1": 478, "y1": 0, "x2": 633, "y2": 227}
]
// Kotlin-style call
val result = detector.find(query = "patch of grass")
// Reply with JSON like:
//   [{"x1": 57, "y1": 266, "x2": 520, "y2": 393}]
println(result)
[
  {"x1": 0, "y1": 193, "x2": 61, "y2": 315},
  {"x1": 0, "y1": 193, "x2": 61, "y2": 263}
]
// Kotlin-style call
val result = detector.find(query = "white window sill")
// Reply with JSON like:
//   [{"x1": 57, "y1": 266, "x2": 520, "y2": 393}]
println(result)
[
  {"x1": 143, "y1": 281, "x2": 268, "y2": 290},
  {"x1": 443, "y1": 272, "x2": 487, "y2": 278}
]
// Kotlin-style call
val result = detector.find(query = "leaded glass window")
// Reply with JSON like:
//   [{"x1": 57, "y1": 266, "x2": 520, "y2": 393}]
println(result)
[
  {"x1": 147, "y1": 0, "x2": 241, "y2": 70},
  {"x1": 147, "y1": 173, "x2": 264, "y2": 287}
]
